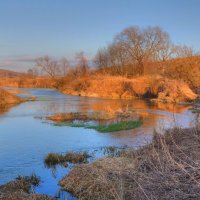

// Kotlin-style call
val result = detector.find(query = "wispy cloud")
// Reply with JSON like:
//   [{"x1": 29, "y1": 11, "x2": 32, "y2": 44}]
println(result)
[{"x1": 0, "y1": 55, "x2": 38, "y2": 72}]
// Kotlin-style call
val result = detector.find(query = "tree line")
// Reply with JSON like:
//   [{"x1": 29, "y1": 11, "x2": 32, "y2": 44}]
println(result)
[
  {"x1": 28, "y1": 26, "x2": 200, "y2": 89},
  {"x1": 94, "y1": 26, "x2": 195, "y2": 76},
  {"x1": 28, "y1": 51, "x2": 89, "y2": 78}
]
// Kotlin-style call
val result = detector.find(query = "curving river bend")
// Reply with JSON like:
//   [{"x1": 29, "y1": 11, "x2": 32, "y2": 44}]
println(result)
[{"x1": 0, "y1": 88, "x2": 197, "y2": 199}]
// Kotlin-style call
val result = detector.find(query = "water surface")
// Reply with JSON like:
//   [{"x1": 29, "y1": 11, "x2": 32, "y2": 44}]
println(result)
[{"x1": 0, "y1": 88, "x2": 196, "y2": 198}]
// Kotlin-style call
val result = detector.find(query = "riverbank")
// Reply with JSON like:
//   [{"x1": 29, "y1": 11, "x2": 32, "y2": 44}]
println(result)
[
  {"x1": 0, "y1": 75, "x2": 197, "y2": 103},
  {"x1": 0, "y1": 88, "x2": 25, "y2": 107},
  {"x1": 60, "y1": 126, "x2": 200, "y2": 200},
  {"x1": 60, "y1": 75, "x2": 197, "y2": 103},
  {"x1": 0, "y1": 77, "x2": 55, "y2": 88}
]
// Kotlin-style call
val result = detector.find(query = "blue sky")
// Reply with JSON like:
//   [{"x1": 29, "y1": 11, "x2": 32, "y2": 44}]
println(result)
[{"x1": 0, "y1": 0, "x2": 200, "y2": 71}]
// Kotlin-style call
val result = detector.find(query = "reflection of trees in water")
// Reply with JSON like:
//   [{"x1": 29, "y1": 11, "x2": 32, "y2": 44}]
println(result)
[
  {"x1": 23, "y1": 95, "x2": 192, "y2": 136},
  {"x1": 35, "y1": 97, "x2": 191, "y2": 132},
  {"x1": 27, "y1": 94, "x2": 191, "y2": 117},
  {"x1": 0, "y1": 105, "x2": 13, "y2": 115},
  {"x1": 87, "y1": 99, "x2": 149, "y2": 112},
  {"x1": 77, "y1": 98, "x2": 190, "y2": 114},
  {"x1": 155, "y1": 102, "x2": 191, "y2": 113}
]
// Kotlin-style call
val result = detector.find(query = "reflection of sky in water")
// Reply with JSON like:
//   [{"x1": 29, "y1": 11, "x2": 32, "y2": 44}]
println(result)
[{"x1": 0, "y1": 88, "x2": 197, "y2": 199}]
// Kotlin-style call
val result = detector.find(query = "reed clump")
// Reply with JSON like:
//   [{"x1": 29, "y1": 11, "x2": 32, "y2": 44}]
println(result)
[
  {"x1": 44, "y1": 151, "x2": 90, "y2": 168},
  {"x1": 47, "y1": 110, "x2": 135, "y2": 122},
  {"x1": 0, "y1": 174, "x2": 54, "y2": 200}
]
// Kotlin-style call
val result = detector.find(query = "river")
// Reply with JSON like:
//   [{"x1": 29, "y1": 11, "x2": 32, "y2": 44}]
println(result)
[{"x1": 0, "y1": 88, "x2": 196, "y2": 199}]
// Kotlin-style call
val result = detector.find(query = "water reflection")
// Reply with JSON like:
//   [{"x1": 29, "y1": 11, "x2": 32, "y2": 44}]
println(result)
[{"x1": 0, "y1": 105, "x2": 14, "y2": 116}]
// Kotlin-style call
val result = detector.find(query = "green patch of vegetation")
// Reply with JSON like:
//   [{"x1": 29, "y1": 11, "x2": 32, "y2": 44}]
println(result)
[
  {"x1": 37, "y1": 97, "x2": 52, "y2": 101},
  {"x1": 96, "y1": 121, "x2": 142, "y2": 132},
  {"x1": 44, "y1": 151, "x2": 90, "y2": 168},
  {"x1": 68, "y1": 120, "x2": 143, "y2": 133}
]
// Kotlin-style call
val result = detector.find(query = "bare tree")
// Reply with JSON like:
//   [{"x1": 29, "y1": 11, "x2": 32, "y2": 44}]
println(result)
[
  {"x1": 60, "y1": 57, "x2": 70, "y2": 77},
  {"x1": 173, "y1": 45, "x2": 195, "y2": 58},
  {"x1": 108, "y1": 42, "x2": 129, "y2": 75},
  {"x1": 94, "y1": 48, "x2": 110, "y2": 72},
  {"x1": 75, "y1": 52, "x2": 89, "y2": 76},
  {"x1": 36, "y1": 56, "x2": 60, "y2": 78},
  {"x1": 114, "y1": 26, "x2": 171, "y2": 75}
]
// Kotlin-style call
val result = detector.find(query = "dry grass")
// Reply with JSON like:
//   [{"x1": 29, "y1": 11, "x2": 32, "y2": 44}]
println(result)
[
  {"x1": 0, "y1": 77, "x2": 55, "y2": 88},
  {"x1": 60, "y1": 126, "x2": 200, "y2": 200},
  {"x1": 47, "y1": 112, "x2": 110, "y2": 122},
  {"x1": 190, "y1": 98, "x2": 200, "y2": 113},
  {"x1": 44, "y1": 152, "x2": 90, "y2": 168},
  {"x1": 6, "y1": 89, "x2": 31, "y2": 95},
  {"x1": 47, "y1": 110, "x2": 137, "y2": 122},
  {"x1": 0, "y1": 73, "x2": 197, "y2": 103},
  {"x1": 162, "y1": 56, "x2": 200, "y2": 89},
  {"x1": 0, "y1": 88, "x2": 25, "y2": 106},
  {"x1": 0, "y1": 175, "x2": 54, "y2": 200},
  {"x1": 61, "y1": 75, "x2": 197, "y2": 103}
]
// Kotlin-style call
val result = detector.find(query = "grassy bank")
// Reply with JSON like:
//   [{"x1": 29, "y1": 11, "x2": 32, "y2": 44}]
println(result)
[
  {"x1": 0, "y1": 75, "x2": 197, "y2": 103},
  {"x1": 59, "y1": 126, "x2": 200, "y2": 200},
  {"x1": 60, "y1": 75, "x2": 197, "y2": 103},
  {"x1": 0, "y1": 77, "x2": 54, "y2": 88}
]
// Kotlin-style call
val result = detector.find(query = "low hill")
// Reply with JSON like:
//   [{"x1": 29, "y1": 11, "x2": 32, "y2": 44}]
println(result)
[{"x1": 0, "y1": 69, "x2": 25, "y2": 78}]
